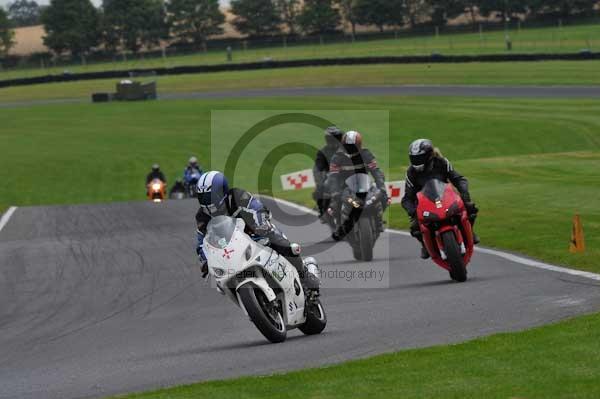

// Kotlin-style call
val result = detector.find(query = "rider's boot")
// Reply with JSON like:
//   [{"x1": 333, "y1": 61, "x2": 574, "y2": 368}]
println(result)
[
  {"x1": 377, "y1": 204, "x2": 385, "y2": 233},
  {"x1": 332, "y1": 217, "x2": 352, "y2": 241},
  {"x1": 301, "y1": 257, "x2": 321, "y2": 295},
  {"x1": 420, "y1": 246, "x2": 430, "y2": 259},
  {"x1": 469, "y1": 215, "x2": 480, "y2": 245},
  {"x1": 285, "y1": 249, "x2": 320, "y2": 294},
  {"x1": 331, "y1": 227, "x2": 343, "y2": 241},
  {"x1": 378, "y1": 218, "x2": 385, "y2": 233}
]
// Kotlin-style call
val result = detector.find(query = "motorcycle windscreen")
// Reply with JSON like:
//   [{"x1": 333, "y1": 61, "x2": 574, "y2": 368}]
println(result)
[
  {"x1": 420, "y1": 179, "x2": 448, "y2": 202},
  {"x1": 206, "y1": 216, "x2": 237, "y2": 248},
  {"x1": 345, "y1": 173, "x2": 373, "y2": 194}
]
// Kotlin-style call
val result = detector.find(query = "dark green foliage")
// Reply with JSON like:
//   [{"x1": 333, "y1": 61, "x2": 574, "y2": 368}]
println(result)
[
  {"x1": 7, "y1": 0, "x2": 41, "y2": 27},
  {"x1": 41, "y1": 0, "x2": 99, "y2": 56},
  {"x1": 102, "y1": 0, "x2": 168, "y2": 54},
  {"x1": 0, "y1": 7, "x2": 15, "y2": 56},
  {"x1": 167, "y1": 0, "x2": 224, "y2": 49},
  {"x1": 297, "y1": 0, "x2": 340, "y2": 35},
  {"x1": 230, "y1": 0, "x2": 282, "y2": 37},
  {"x1": 277, "y1": 0, "x2": 300, "y2": 35},
  {"x1": 427, "y1": 0, "x2": 467, "y2": 26}
]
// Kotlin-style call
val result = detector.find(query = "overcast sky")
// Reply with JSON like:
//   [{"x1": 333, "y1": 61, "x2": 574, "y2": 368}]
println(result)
[{"x1": 0, "y1": 0, "x2": 229, "y2": 8}]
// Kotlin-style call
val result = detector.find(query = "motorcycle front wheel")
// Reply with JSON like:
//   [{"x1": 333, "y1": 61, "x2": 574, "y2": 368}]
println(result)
[
  {"x1": 441, "y1": 230, "x2": 468, "y2": 282},
  {"x1": 356, "y1": 217, "x2": 374, "y2": 261},
  {"x1": 299, "y1": 298, "x2": 327, "y2": 335},
  {"x1": 238, "y1": 284, "x2": 287, "y2": 343}
]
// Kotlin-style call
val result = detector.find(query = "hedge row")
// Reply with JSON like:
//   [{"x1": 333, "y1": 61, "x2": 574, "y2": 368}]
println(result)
[{"x1": 1, "y1": 52, "x2": 598, "y2": 89}]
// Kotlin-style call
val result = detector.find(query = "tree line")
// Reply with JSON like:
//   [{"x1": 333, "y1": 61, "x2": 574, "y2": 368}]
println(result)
[{"x1": 0, "y1": 0, "x2": 599, "y2": 58}]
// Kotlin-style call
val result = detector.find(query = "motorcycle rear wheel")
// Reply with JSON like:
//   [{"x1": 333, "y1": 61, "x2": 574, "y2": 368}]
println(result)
[
  {"x1": 238, "y1": 284, "x2": 287, "y2": 343},
  {"x1": 441, "y1": 231, "x2": 467, "y2": 282}
]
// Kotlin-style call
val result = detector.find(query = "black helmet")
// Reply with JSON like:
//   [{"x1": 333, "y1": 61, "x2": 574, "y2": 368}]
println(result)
[
  {"x1": 325, "y1": 126, "x2": 343, "y2": 147},
  {"x1": 408, "y1": 139, "x2": 434, "y2": 172}
]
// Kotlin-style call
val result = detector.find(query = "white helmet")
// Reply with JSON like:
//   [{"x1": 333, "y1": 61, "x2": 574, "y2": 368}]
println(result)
[{"x1": 189, "y1": 156, "x2": 198, "y2": 165}]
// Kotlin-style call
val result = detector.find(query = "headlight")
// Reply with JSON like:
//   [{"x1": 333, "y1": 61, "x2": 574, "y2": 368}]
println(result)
[
  {"x1": 446, "y1": 201, "x2": 461, "y2": 217},
  {"x1": 152, "y1": 183, "x2": 161, "y2": 190}
]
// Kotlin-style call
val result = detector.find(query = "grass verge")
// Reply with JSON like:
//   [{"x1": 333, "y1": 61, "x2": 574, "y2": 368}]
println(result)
[
  {"x1": 1, "y1": 61, "x2": 600, "y2": 103},
  {"x1": 113, "y1": 311, "x2": 600, "y2": 399}
]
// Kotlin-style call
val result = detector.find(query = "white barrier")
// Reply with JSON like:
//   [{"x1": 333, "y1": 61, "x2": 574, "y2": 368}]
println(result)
[
  {"x1": 280, "y1": 170, "x2": 405, "y2": 204},
  {"x1": 280, "y1": 169, "x2": 316, "y2": 190}
]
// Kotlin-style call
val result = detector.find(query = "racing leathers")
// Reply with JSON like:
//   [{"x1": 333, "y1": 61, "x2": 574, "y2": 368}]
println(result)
[
  {"x1": 169, "y1": 180, "x2": 185, "y2": 196},
  {"x1": 184, "y1": 166, "x2": 203, "y2": 188},
  {"x1": 401, "y1": 155, "x2": 478, "y2": 245},
  {"x1": 146, "y1": 170, "x2": 166, "y2": 185},
  {"x1": 326, "y1": 149, "x2": 388, "y2": 237},
  {"x1": 195, "y1": 188, "x2": 318, "y2": 290},
  {"x1": 312, "y1": 143, "x2": 340, "y2": 217}
]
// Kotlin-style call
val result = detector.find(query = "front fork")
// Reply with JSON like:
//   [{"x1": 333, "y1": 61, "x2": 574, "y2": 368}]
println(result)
[{"x1": 434, "y1": 225, "x2": 466, "y2": 260}]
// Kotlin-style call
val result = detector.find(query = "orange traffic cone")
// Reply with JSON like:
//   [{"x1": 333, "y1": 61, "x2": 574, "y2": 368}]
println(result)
[{"x1": 569, "y1": 214, "x2": 585, "y2": 253}]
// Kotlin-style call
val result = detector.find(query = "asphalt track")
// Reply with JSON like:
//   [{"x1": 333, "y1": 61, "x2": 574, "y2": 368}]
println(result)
[
  {"x1": 1, "y1": 198, "x2": 600, "y2": 399},
  {"x1": 2, "y1": 85, "x2": 600, "y2": 109}
]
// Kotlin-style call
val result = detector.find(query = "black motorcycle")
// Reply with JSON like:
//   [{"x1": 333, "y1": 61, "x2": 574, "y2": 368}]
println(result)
[{"x1": 338, "y1": 173, "x2": 384, "y2": 261}]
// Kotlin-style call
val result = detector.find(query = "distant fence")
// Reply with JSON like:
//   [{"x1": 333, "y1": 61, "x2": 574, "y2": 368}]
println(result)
[
  {"x1": 1, "y1": 16, "x2": 599, "y2": 73},
  {"x1": 0, "y1": 52, "x2": 598, "y2": 89}
]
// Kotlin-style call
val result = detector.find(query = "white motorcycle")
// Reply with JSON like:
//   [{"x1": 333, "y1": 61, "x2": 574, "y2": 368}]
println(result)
[{"x1": 204, "y1": 216, "x2": 327, "y2": 343}]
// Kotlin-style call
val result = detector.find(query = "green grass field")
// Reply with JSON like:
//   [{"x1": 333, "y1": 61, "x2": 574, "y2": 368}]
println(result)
[
  {"x1": 2, "y1": 60, "x2": 600, "y2": 399},
  {"x1": 1, "y1": 61, "x2": 600, "y2": 104},
  {"x1": 1, "y1": 96, "x2": 598, "y2": 273},
  {"x1": 1, "y1": 22, "x2": 599, "y2": 81},
  {"x1": 113, "y1": 311, "x2": 600, "y2": 399}
]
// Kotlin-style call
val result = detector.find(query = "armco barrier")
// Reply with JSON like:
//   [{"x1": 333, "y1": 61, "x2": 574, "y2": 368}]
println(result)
[{"x1": 1, "y1": 52, "x2": 598, "y2": 89}]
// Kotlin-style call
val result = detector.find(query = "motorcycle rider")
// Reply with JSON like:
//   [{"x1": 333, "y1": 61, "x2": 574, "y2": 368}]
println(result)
[
  {"x1": 146, "y1": 163, "x2": 166, "y2": 185},
  {"x1": 326, "y1": 131, "x2": 388, "y2": 241},
  {"x1": 183, "y1": 156, "x2": 203, "y2": 195},
  {"x1": 184, "y1": 156, "x2": 203, "y2": 182},
  {"x1": 313, "y1": 126, "x2": 344, "y2": 219},
  {"x1": 194, "y1": 171, "x2": 320, "y2": 292},
  {"x1": 401, "y1": 139, "x2": 479, "y2": 259},
  {"x1": 169, "y1": 178, "x2": 186, "y2": 196}
]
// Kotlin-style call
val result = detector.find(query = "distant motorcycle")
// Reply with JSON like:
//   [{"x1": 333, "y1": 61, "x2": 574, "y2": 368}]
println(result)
[
  {"x1": 184, "y1": 170, "x2": 202, "y2": 198},
  {"x1": 416, "y1": 179, "x2": 475, "y2": 282},
  {"x1": 204, "y1": 216, "x2": 326, "y2": 343},
  {"x1": 168, "y1": 179, "x2": 186, "y2": 200},
  {"x1": 147, "y1": 179, "x2": 166, "y2": 203},
  {"x1": 338, "y1": 173, "x2": 383, "y2": 261},
  {"x1": 170, "y1": 191, "x2": 185, "y2": 200}
]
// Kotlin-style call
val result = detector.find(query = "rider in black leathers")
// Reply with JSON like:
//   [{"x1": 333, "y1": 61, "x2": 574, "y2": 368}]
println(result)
[
  {"x1": 401, "y1": 139, "x2": 479, "y2": 259},
  {"x1": 313, "y1": 126, "x2": 344, "y2": 218},
  {"x1": 146, "y1": 164, "x2": 166, "y2": 185},
  {"x1": 326, "y1": 131, "x2": 388, "y2": 240},
  {"x1": 169, "y1": 178, "x2": 186, "y2": 196}
]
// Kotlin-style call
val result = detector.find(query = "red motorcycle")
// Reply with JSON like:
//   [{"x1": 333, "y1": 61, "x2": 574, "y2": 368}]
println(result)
[{"x1": 417, "y1": 179, "x2": 474, "y2": 282}]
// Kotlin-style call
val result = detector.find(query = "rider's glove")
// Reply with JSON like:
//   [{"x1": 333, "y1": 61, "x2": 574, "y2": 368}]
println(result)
[
  {"x1": 379, "y1": 188, "x2": 389, "y2": 204},
  {"x1": 409, "y1": 217, "x2": 421, "y2": 238},
  {"x1": 408, "y1": 208, "x2": 417, "y2": 219},
  {"x1": 200, "y1": 259, "x2": 209, "y2": 278}
]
